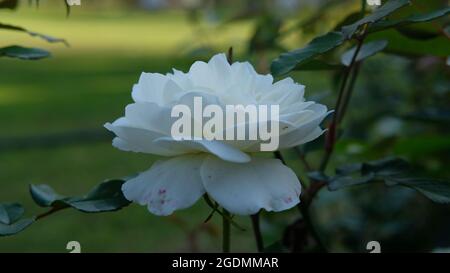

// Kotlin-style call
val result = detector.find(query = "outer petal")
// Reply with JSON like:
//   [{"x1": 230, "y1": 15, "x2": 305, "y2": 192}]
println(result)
[
  {"x1": 277, "y1": 104, "x2": 331, "y2": 148},
  {"x1": 287, "y1": 127, "x2": 325, "y2": 147},
  {"x1": 200, "y1": 156, "x2": 301, "y2": 215},
  {"x1": 104, "y1": 118, "x2": 177, "y2": 156},
  {"x1": 132, "y1": 72, "x2": 185, "y2": 106},
  {"x1": 122, "y1": 155, "x2": 206, "y2": 216},
  {"x1": 132, "y1": 72, "x2": 167, "y2": 104},
  {"x1": 124, "y1": 102, "x2": 174, "y2": 135}
]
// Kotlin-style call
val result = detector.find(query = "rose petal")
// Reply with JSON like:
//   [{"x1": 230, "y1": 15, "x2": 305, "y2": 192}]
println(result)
[
  {"x1": 122, "y1": 155, "x2": 206, "y2": 216},
  {"x1": 200, "y1": 156, "x2": 301, "y2": 215}
]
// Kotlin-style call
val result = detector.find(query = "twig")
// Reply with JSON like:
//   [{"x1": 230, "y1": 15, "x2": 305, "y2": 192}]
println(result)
[
  {"x1": 337, "y1": 62, "x2": 362, "y2": 124},
  {"x1": 297, "y1": 203, "x2": 326, "y2": 252},
  {"x1": 35, "y1": 206, "x2": 66, "y2": 221},
  {"x1": 319, "y1": 33, "x2": 366, "y2": 172},
  {"x1": 250, "y1": 213, "x2": 264, "y2": 252},
  {"x1": 222, "y1": 208, "x2": 231, "y2": 253}
]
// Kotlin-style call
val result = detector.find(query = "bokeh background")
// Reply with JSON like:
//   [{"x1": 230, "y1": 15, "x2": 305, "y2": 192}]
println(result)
[{"x1": 0, "y1": 0, "x2": 449, "y2": 252}]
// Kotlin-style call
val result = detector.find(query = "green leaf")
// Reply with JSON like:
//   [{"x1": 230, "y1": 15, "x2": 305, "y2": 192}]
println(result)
[
  {"x1": 328, "y1": 173, "x2": 375, "y2": 191},
  {"x1": 367, "y1": 29, "x2": 450, "y2": 57},
  {"x1": 271, "y1": 31, "x2": 345, "y2": 76},
  {"x1": 0, "y1": 203, "x2": 24, "y2": 225},
  {"x1": 68, "y1": 180, "x2": 131, "y2": 212},
  {"x1": 307, "y1": 171, "x2": 330, "y2": 182},
  {"x1": 0, "y1": 23, "x2": 69, "y2": 46},
  {"x1": 30, "y1": 180, "x2": 131, "y2": 213},
  {"x1": 396, "y1": 27, "x2": 441, "y2": 40},
  {"x1": 341, "y1": 40, "x2": 388, "y2": 66},
  {"x1": 327, "y1": 157, "x2": 450, "y2": 204},
  {"x1": 341, "y1": 0, "x2": 410, "y2": 39},
  {"x1": 0, "y1": 46, "x2": 50, "y2": 60},
  {"x1": 0, "y1": 202, "x2": 34, "y2": 237},
  {"x1": 294, "y1": 59, "x2": 344, "y2": 71},
  {"x1": 0, "y1": 218, "x2": 35, "y2": 237},
  {"x1": 386, "y1": 177, "x2": 450, "y2": 204},
  {"x1": 30, "y1": 184, "x2": 67, "y2": 208},
  {"x1": 271, "y1": 0, "x2": 410, "y2": 76},
  {"x1": 336, "y1": 162, "x2": 363, "y2": 175},
  {"x1": 369, "y1": 6, "x2": 450, "y2": 33},
  {"x1": 360, "y1": 157, "x2": 410, "y2": 176}
]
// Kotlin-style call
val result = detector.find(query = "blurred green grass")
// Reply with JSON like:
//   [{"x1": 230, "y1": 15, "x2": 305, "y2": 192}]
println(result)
[{"x1": 0, "y1": 5, "x2": 259, "y2": 252}]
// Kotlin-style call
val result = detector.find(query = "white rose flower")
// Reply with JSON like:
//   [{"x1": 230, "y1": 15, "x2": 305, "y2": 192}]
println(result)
[{"x1": 105, "y1": 53, "x2": 329, "y2": 216}]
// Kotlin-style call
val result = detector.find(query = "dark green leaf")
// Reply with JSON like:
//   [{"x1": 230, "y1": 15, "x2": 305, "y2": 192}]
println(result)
[
  {"x1": 0, "y1": 23, "x2": 69, "y2": 46},
  {"x1": 396, "y1": 27, "x2": 441, "y2": 40},
  {"x1": 68, "y1": 180, "x2": 131, "y2": 212},
  {"x1": 369, "y1": 6, "x2": 450, "y2": 33},
  {"x1": 307, "y1": 171, "x2": 330, "y2": 182},
  {"x1": 0, "y1": 218, "x2": 35, "y2": 237},
  {"x1": 361, "y1": 157, "x2": 410, "y2": 176},
  {"x1": 30, "y1": 184, "x2": 67, "y2": 207},
  {"x1": 335, "y1": 163, "x2": 363, "y2": 175},
  {"x1": 0, "y1": 46, "x2": 50, "y2": 60},
  {"x1": 386, "y1": 177, "x2": 450, "y2": 203},
  {"x1": 0, "y1": 203, "x2": 24, "y2": 225},
  {"x1": 367, "y1": 29, "x2": 450, "y2": 57},
  {"x1": 271, "y1": 31, "x2": 345, "y2": 76},
  {"x1": 341, "y1": 0, "x2": 410, "y2": 39},
  {"x1": 328, "y1": 157, "x2": 450, "y2": 204},
  {"x1": 0, "y1": 202, "x2": 34, "y2": 237},
  {"x1": 294, "y1": 59, "x2": 344, "y2": 71},
  {"x1": 30, "y1": 180, "x2": 131, "y2": 213},
  {"x1": 341, "y1": 40, "x2": 388, "y2": 66},
  {"x1": 328, "y1": 173, "x2": 375, "y2": 191}
]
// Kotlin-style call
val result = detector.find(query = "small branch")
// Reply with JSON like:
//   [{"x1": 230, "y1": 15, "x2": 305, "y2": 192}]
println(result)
[
  {"x1": 296, "y1": 181, "x2": 327, "y2": 252},
  {"x1": 299, "y1": 153, "x2": 312, "y2": 172},
  {"x1": 250, "y1": 213, "x2": 264, "y2": 252},
  {"x1": 300, "y1": 181, "x2": 327, "y2": 208},
  {"x1": 319, "y1": 34, "x2": 366, "y2": 172},
  {"x1": 222, "y1": 208, "x2": 231, "y2": 253},
  {"x1": 35, "y1": 206, "x2": 66, "y2": 221},
  {"x1": 297, "y1": 204, "x2": 327, "y2": 252},
  {"x1": 337, "y1": 62, "x2": 362, "y2": 124},
  {"x1": 295, "y1": 147, "x2": 313, "y2": 172}
]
